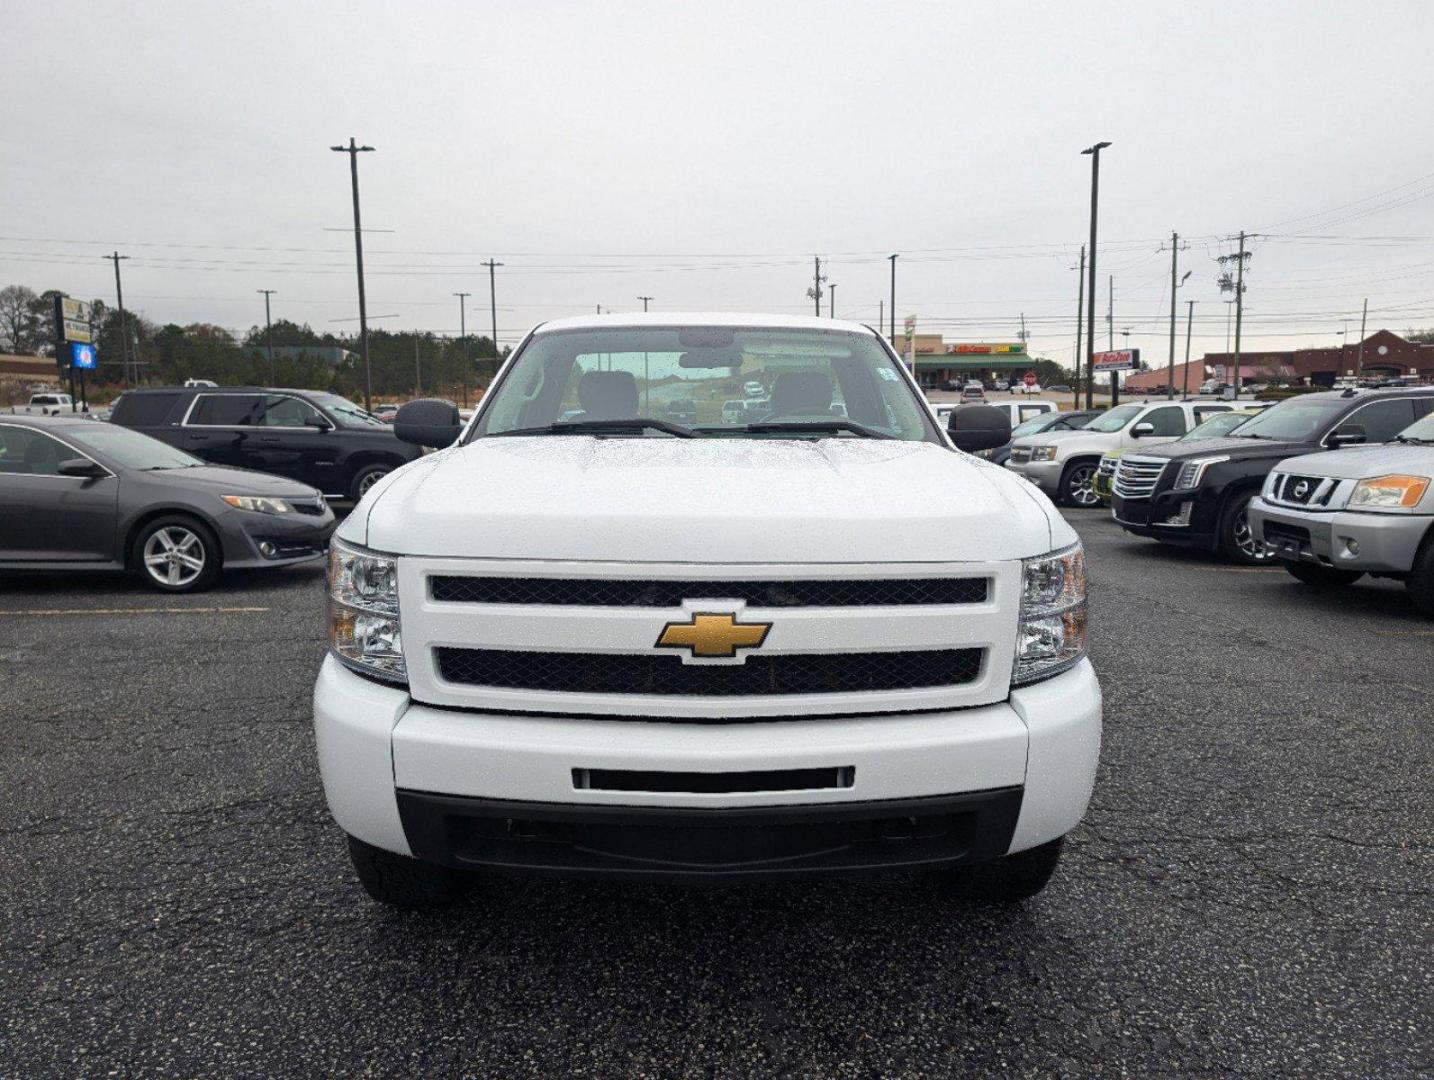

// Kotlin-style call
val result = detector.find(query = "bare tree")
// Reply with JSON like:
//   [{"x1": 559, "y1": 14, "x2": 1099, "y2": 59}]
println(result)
[{"x1": 0, "y1": 285, "x2": 40, "y2": 354}]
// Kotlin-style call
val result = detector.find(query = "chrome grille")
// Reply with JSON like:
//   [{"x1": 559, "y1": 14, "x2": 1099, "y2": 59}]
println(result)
[
  {"x1": 1267, "y1": 472, "x2": 1337, "y2": 509},
  {"x1": 1097, "y1": 457, "x2": 1118, "y2": 480},
  {"x1": 1112, "y1": 456, "x2": 1168, "y2": 499}
]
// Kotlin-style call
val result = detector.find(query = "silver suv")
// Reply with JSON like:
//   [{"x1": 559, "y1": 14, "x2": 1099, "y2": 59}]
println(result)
[{"x1": 1250, "y1": 409, "x2": 1434, "y2": 615}]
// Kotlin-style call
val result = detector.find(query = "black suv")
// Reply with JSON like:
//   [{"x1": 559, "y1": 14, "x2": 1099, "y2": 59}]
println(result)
[
  {"x1": 110, "y1": 387, "x2": 423, "y2": 501},
  {"x1": 1110, "y1": 387, "x2": 1434, "y2": 563}
]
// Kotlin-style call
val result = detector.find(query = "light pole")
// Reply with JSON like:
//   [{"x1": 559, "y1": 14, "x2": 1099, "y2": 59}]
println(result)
[
  {"x1": 330, "y1": 138, "x2": 376, "y2": 411},
  {"x1": 1080, "y1": 141, "x2": 1111, "y2": 409},
  {"x1": 888, "y1": 254, "x2": 898, "y2": 343},
  {"x1": 454, "y1": 292, "x2": 471, "y2": 407},
  {"x1": 484, "y1": 259, "x2": 503, "y2": 374},
  {"x1": 1182, "y1": 299, "x2": 1196, "y2": 398},
  {"x1": 828, "y1": 284, "x2": 836, "y2": 318},
  {"x1": 637, "y1": 296, "x2": 653, "y2": 312},
  {"x1": 106, "y1": 252, "x2": 132, "y2": 388},
  {"x1": 258, "y1": 289, "x2": 277, "y2": 384}
]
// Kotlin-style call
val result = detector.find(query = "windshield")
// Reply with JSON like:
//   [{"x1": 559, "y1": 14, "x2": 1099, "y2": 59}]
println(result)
[
  {"x1": 314, "y1": 394, "x2": 387, "y2": 428},
  {"x1": 1395, "y1": 414, "x2": 1434, "y2": 442},
  {"x1": 1011, "y1": 412, "x2": 1064, "y2": 438},
  {"x1": 1084, "y1": 404, "x2": 1143, "y2": 433},
  {"x1": 1180, "y1": 411, "x2": 1254, "y2": 440},
  {"x1": 472, "y1": 326, "x2": 937, "y2": 441},
  {"x1": 65, "y1": 425, "x2": 202, "y2": 470},
  {"x1": 1229, "y1": 398, "x2": 1344, "y2": 441}
]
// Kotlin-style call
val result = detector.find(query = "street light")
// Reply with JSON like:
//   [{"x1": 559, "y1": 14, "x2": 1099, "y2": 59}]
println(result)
[
  {"x1": 1080, "y1": 141, "x2": 1111, "y2": 409},
  {"x1": 888, "y1": 254, "x2": 899, "y2": 342},
  {"x1": 454, "y1": 292, "x2": 471, "y2": 407}
]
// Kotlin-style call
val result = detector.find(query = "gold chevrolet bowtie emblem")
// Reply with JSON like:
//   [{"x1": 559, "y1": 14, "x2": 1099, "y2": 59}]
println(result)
[{"x1": 656, "y1": 612, "x2": 772, "y2": 658}]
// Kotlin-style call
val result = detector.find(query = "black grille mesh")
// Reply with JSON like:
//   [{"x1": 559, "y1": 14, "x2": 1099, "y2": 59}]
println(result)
[
  {"x1": 429, "y1": 576, "x2": 987, "y2": 607},
  {"x1": 434, "y1": 647, "x2": 983, "y2": 696}
]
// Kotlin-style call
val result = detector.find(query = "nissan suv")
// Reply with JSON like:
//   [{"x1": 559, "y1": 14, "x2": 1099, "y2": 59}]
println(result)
[
  {"x1": 315, "y1": 314, "x2": 1101, "y2": 908},
  {"x1": 1109, "y1": 388, "x2": 1434, "y2": 563}
]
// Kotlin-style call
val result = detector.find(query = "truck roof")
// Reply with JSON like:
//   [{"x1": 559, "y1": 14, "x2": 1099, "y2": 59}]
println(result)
[{"x1": 532, "y1": 312, "x2": 880, "y2": 335}]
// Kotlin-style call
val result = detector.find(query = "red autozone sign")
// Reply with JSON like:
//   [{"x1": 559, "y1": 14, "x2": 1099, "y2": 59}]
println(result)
[{"x1": 1093, "y1": 349, "x2": 1139, "y2": 371}]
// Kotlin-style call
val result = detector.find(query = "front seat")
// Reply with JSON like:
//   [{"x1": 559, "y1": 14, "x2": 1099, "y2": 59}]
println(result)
[
  {"x1": 22, "y1": 435, "x2": 62, "y2": 475},
  {"x1": 767, "y1": 371, "x2": 833, "y2": 416},
  {"x1": 577, "y1": 371, "x2": 640, "y2": 421}
]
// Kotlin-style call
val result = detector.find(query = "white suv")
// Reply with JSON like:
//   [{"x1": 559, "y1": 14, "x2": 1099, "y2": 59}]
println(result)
[
  {"x1": 1007, "y1": 399, "x2": 1237, "y2": 506},
  {"x1": 315, "y1": 315, "x2": 1101, "y2": 907}
]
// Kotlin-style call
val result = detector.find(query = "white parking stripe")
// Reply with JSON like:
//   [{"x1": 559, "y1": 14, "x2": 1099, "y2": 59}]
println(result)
[{"x1": 0, "y1": 606, "x2": 271, "y2": 616}]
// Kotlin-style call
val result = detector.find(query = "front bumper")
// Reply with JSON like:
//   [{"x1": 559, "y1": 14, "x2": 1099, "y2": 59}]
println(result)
[
  {"x1": 313, "y1": 655, "x2": 1102, "y2": 878},
  {"x1": 219, "y1": 505, "x2": 336, "y2": 569},
  {"x1": 1005, "y1": 458, "x2": 1062, "y2": 496},
  {"x1": 1110, "y1": 491, "x2": 1220, "y2": 549},
  {"x1": 1249, "y1": 498, "x2": 1429, "y2": 573}
]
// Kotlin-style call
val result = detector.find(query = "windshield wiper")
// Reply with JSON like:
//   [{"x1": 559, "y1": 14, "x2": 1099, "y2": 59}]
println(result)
[
  {"x1": 492, "y1": 418, "x2": 697, "y2": 438},
  {"x1": 727, "y1": 420, "x2": 894, "y2": 440},
  {"x1": 1392, "y1": 434, "x2": 1432, "y2": 444}
]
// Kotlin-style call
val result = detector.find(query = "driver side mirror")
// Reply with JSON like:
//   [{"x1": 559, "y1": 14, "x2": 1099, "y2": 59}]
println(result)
[
  {"x1": 947, "y1": 404, "x2": 1012, "y2": 453},
  {"x1": 1327, "y1": 424, "x2": 1366, "y2": 448},
  {"x1": 57, "y1": 457, "x2": 105, "y2": 479},
  {"x1": 394, "y1": 398, "x2": 462, "y2": 447},
  {"x1": 1130, "y1": 422, "x2": 1155, "y2": 438},
  {"x1": 307, "y1": 416, "x2": 334, "y2": 432}
]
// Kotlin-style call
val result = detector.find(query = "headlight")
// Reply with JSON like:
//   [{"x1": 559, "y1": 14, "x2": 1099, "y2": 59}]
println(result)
[
  {"x1": 1174, "y1": 455, "x2": 1228, "y2": 490},
  {"x1": 222, "y1": 495, "x2": 293, "y2": 514},
  {"x1": 328, "y1": 537, "x2": 405, "y2": 684},
  {"x1": 1029, "y1": 446, "x2": 1058, "y2": 462},
  {"x1": 1013, "y1": 542, "x2": 1087, "y2": 687},
  {"x1": 1348, "y1": 474, "x2": 1430, "y2": 509}
]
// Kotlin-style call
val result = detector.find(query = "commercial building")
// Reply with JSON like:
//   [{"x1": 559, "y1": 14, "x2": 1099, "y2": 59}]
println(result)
[
  {"x1": 886, "y1": 337, "x2": 1037, "y2": 389},
  {"x1": 1122, "y1": 329, "x2": 1434, "y2": 394}
]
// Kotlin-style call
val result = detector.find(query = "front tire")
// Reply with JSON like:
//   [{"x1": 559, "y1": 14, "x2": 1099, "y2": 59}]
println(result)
[
  {"x1": 1218, "y1": 491, "x2": 1276, "y2": 565},
  {"x1": 132, "y1": 515, "x2": 221, "y2": 593},
  {"x1": 346, "y1": 835, "x2": 465, "y2": 908},
  {"x1": 1283, "y1": 561, "x2": 1364, "y2": 588},
  {"x1": 935, "y1": 837, "x2": 1065, "y2": 903},
  {"x1": 349, "y1": 463, "x2": 393, "y2": 502},
  {"x1": 1406, "y1": 531, "x2": 1434, "y2": 617},
  {"x1": 1058, "y1": 461, "x2": 1101, "y2": 508}
]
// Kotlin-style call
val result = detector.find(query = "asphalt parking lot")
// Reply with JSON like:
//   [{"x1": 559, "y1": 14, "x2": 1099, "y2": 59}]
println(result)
[{"x1": 3, "y1": 511, "x2": 1430, "y2": 1078}]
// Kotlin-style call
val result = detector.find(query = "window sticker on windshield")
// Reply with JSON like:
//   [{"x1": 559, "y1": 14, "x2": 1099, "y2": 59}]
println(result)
[{"x1": 877, "y1": 368, "x2": 899, "y2": 381}]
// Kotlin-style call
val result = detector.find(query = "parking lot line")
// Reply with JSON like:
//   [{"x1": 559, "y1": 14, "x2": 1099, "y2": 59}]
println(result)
[
  {"x1": 1190, "y1": 567, "x2": 1284, "y2": 573},
  {"x1": 0, "y1": 606, "x2": 271, "y2": 616},
  {"x1": 1373, "y1": 628, "x2": 1434, "y2": 637}
]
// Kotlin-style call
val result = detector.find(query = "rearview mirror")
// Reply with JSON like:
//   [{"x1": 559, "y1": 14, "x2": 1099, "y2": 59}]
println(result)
[
  {"x1": 947, "y1": 404, "x2": 1012, "y2": 453},
  {"x1": 1130, "y1": 422, "x2": 1155, "y2": 437},
  {"x1": 1327, "y1": 424, "x2": 1366, "y2": 448},
  {"x1": 57, "y1": 458, "x2": 105, "y2": 478},
  {"x1": 394, "y1": 398, "x2": 462, "y2": 447}
]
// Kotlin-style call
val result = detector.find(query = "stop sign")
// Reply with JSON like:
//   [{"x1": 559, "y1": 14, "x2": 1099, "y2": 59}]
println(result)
[{"x1": 1023, "y1": 372, "x2": 1037, "y2": 386}]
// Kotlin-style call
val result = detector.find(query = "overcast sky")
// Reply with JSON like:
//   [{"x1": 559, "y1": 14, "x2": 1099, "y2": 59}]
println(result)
[{"x1": 6, "y1": 1, "x2": 1434, "y2": 366}]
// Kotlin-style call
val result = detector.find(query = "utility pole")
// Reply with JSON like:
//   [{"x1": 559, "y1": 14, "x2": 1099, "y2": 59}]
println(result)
[
  {"x1": 807, "y1": 256, "x2": 826, "y2": 315},
  {"x1": 829, "y1": 284, "x2": 837, "y2": 318},
  {"x1": 637, "y1": 296, "x2": 653, "y2": 312},
  {"x1": 454, "y1": 292, "x2": 471, "y2": 407},
  {"x1": 330, "y1": 138, "x2": 376, "y2": 411},
  {"x1": 1108, "y1": 276, "x2": 1118, "y2": 406},
  {"x1": 413, "y1": 335, "x2": 421, "y2": 395},
  {"x1": 1182, "y1": 300, "x2": 1196, "y2": 398},
  {"x1": 1218, "y1": 232, "x2": 1251, "y2": 400},
  {"x1": 483, "y1": 259, "x2": 503, "y2": 372},
  {"x1": 888, "y1": 254, "x2": 899, "y2": 342},
  {"x1": 1074, "y1": 246, "x2": 1085, "y2": 403},
  {"x1": 258, "y1": 289, "x2": 277, "y2": 384},
  {"x1": 1356, "y1": 297, "x2": 1368, "y2": 380},
  {"x1": 106, "y1": 252, "x2": 132, "y2": 388},
  {"x1": 1081, "y1": 142, "x2": 1111, "y2": 411},
  {"x1": 1167, "y1": 232, "x2": 1180, "y2": 399},
  {"x1": 878, "y1": 300, "x2": 884, "y2": 341}
]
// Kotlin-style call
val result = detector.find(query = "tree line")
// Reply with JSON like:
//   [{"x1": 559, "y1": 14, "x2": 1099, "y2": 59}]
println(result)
[{"x1": 0, "y1": 283, "x2": 505, "y2": 403}]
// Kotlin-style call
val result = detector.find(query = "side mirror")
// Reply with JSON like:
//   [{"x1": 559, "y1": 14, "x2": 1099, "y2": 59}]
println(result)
[
  {"x1": 308, "y1": 416, "x2": 335, "y2": 432},
  {"x1": 57, "y1": 458, "x2": 105, "y2": 478},
  {"x1": 1130, "y1": 422, "x2": 1155, "y2": 438},
  {"x1": 1327, "y1": 424, "x2": 1366, "y2": 448},
  {"x1": 394, "y1": 398, "x2": 462, "y2": 447},
  {"x1": 947, "y1": 404, "x2": 1012, "y2": 453}
]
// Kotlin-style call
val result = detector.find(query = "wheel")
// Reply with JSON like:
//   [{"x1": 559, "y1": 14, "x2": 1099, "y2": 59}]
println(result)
[
  {"x1": 1058, "y1": 461, "x2": 1101, "y2": 508},
  {"x1": 1406, "y1": 530, "x2": 1434, "y2": 617},
  {"x1": 346, "y1": 835, "x2": 466, "y2": 908},
  {"x1": 349, "y1": 463, "x2": 393, "y2": 502},
  {"x1": 1282, "y1": 561, "x2": 1364, "y2": 588},
  {"x1": 1218, "y1": 490, "x2": 1276, "y2": 565},
  {"x1": 935, "y1": 837, "x2": 1065, "y2": 903},
  {"x1": 132, "y1": 515, "x2": 221, "y2": 593}
]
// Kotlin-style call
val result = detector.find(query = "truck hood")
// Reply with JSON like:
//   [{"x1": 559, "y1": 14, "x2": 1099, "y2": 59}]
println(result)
[
  {"x1": 1266, "y1": 441, "x2": 1434, "y2": 480},
  {"x1": 350, "y1": 436, "x2": 1067, "y2": 562},
  {"x1": 1129, "y1": 435, "x2": 1315, "y2": 463}
]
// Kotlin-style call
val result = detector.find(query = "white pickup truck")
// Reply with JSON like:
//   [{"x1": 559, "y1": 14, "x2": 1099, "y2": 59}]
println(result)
[
  {"x1": 315, "y1": 314, "x2": 1101, "y2": 908},
  {"x1": 11, "y1": 393, "x2": 74, "y2": 416}
]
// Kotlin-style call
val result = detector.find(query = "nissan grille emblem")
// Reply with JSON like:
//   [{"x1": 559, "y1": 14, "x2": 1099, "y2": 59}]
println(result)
[{"x1": 1293, "y1": 480, "x2": 1310, "y2": 499}]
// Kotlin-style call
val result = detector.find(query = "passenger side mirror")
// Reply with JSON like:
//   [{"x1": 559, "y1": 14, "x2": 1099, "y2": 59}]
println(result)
[
  {"x1": 1130, "y1": 422, "x2": 1155, "y2": 438},
  {"x1": 947, "y1": 404, "x2": 1012, "y2": 453},
  {"x1": 308, "y1": 416, "x2": 334, "y2": 432},
  {"x1": 1327, "y1": 424, "x2": 1366, "y2": 448},
  {"x1": 57, "y1": 458, "x2": 105, "y2": 478},
  {"x1": 394, "y1": 398, "x2": 462, "y2": 447}
]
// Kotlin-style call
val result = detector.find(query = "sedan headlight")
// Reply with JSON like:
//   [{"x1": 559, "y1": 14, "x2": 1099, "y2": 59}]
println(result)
[
  {"x1": 328, "y1": 537, "x2": 405, "y2": 684},
  {"x1": 1348, "y1": 474, "x2": 1430, "y2": 509},
  {"x1": 1013, "y1": 542, "x2": 1087, "y2": 687},
  {"x1": 1174, "y1": 455, "x2": 1228, "y2": 490},
  {"x1": 222, "y1": 495, "x2": 293, "y2": 514},
  {"x1": 1028, "y1": 446, "x2": 1058, "y2": 462}
]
